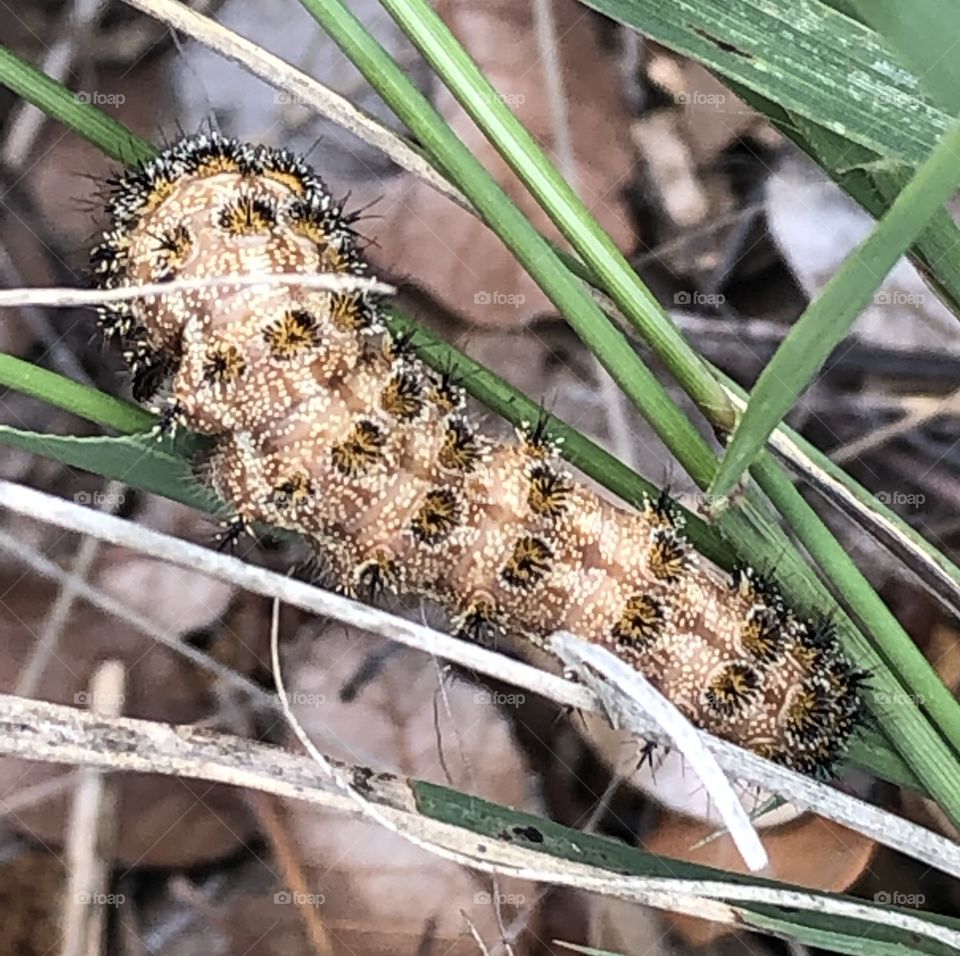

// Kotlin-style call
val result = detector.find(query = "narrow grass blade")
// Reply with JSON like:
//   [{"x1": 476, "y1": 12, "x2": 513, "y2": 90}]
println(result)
[
  {"x1": 415, "y1": 783, "x2": 960, "y2": 956},
  {"x1": 371, "y1": 0, "x2": 735, "y2": 433},
  {"x1": 297, "y1": 0, "x2": 720, "y2": 486},
  {"x1": 0, "y1": 353, "x2": 152, "y2": 433},
  {"x1": 0, "y1": 46, "x2": 152, "y2": 164},
  {"x1": 710, "y1": 114, "x2": 960, "y2": 499}
]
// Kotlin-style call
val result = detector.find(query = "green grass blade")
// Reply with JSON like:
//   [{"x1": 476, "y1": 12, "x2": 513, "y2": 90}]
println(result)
[
  {"x1": 768, "y1": 104, "x2": 960, "y2": 326},
  {"x1": 0, "y1": 426, "x2": 218, "y2": 514},
  {"x1": 297, "y1": 0, "x2": 719, "y2": 487},
  {"x1": 0, "y1": 353, "x2": 152, "y2": 433},
  {"x1": 710, "y1": 114, "x2": 960, "y2": 499},
  {"x1": 706, "y1": 362, "x2": 960, "y2": 619},
  {"x1": 0, "y1": 46, "x2": 152, "y2": 164},
  {"x1": 371, "y1": 0, "x2": 736, "y2": 433},
  {"x1": 580, "y1": 0, "x2": 951, "y2": 166},
  {"x1": 849, "y1": 1, "x2": 960, "y2": 113}
]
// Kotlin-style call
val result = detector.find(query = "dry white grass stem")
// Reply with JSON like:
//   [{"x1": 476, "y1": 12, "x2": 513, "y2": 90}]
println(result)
[
  {"x1": 0, "y1": 272, "x2": 394, "y2": 310},
  {"x1": 120, "y1": 0, "x2": 469, "y2": 211},
  {"x1": 0, "y1": 479, "x2": 957, "y2": 882},
  {"x1": 0, "y1": 692, "x2": 957, "y2": 950}
]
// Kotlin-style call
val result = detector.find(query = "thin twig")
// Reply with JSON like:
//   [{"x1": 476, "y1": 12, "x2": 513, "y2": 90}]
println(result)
[
  {"x1": 247, "y1": 791, "x2": 335, "y2": 955},
  {"x1": 0, "y1": 244, "x2": 91, "y2": 384},
  {"x1": 0, "y1": 271, "x2": 394, "y2": 309},
  {"x1": 60, "y1": 660, "x2": 125, "y2": 956},
  {"x1": 0, "y1": 479, "x2": 957, "y2": 881},
  {"x1": 0, "y1": 771, "x2": 77, "y2": 818},
  {"x1": 831, "y1": 388, "x2": 960, "y2": 464}
]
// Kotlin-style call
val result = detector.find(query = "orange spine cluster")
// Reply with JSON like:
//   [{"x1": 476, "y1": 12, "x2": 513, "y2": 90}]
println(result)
[{"x1": 91, "y1": 134, "x2": 865, "y2": 775}]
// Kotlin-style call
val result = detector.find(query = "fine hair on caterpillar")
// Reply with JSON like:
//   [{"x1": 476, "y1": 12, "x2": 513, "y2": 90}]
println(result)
[{"x1": 90, "y1": 132, "x2": 866, "y2": 777}]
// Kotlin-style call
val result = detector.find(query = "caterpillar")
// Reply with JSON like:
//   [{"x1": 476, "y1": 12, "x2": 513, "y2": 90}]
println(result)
[{"x1": 90, "y1": 133, "x2": 865, "y2": 776}]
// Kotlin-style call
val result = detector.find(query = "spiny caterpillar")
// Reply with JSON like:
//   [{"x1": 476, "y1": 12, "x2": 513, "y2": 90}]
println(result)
[{"x1": 90, "y1": 133, "x2": 865, "y2": 776}]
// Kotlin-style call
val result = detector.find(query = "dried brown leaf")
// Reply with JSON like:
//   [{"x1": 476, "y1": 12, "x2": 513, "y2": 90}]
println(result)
[
  {"x1": 0, "y1": 565, "x2": 260, "y2": 867},
  {"x1": 643, "y1": 812, "x2": 876, "y2": 947},
  {"x1": 0, "y1": 848, "x2": 64, "y2": 956},
  {"x1": 281, "y1": 624, "x2": 542, "y2": 955}
]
